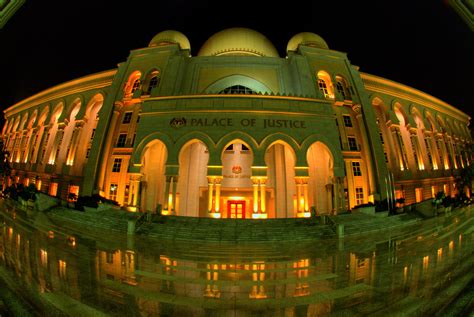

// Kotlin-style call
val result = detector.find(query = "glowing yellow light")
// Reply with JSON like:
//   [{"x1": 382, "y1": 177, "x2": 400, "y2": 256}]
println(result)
[
  {"x1": 210, "y1": 212, "x2": 221, "y2": 219},
  {"x1": 68, "y1": 236, "x2": 76, "y2": 247},
  {"x1": 423, "y1": 255, "x2": 429, "y2": 271},
  {"x1": 48, "y1": 230, "x2": 54, "y2": 239}
]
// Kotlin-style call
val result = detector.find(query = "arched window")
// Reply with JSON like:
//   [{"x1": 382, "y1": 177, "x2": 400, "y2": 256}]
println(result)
[
  {"x1": 131, "y1": 78, "x2": 141, "y2": 93},
  {"x1": 124, "y1": 71, "x2": 142, "y2": 97},
  {"x1": 336, "y1": 76, "x2": 351, "y2": 100},
  {"x1": 219, "y1": 85, "x2": 256, "y2": 95},
  {"x1": 143, "y1": 70, "x2": 160, "y2": 95},
  {"x1": 316, "y1": 71, "x2": 334, "y2": 99}
]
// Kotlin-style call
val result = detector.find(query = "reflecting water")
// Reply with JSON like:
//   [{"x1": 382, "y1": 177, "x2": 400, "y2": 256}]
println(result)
[{"x1": 0, "y1": 204, "x2": 473, "y2": 316}]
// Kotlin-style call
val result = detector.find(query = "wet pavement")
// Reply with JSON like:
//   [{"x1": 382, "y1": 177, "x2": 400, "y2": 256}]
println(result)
[{"x1": 0, "y1": 202, "x2": 472, "y2": 316}]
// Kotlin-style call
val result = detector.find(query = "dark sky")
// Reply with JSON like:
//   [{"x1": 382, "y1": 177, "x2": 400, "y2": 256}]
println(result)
[{"x1": 1, "y1": 1, "x2": 473, "y2": 122}]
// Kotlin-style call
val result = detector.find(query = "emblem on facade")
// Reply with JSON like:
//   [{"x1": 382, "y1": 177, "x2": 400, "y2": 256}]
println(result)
[
  {"x1": 232, "y1": 165, "x2": 242, "y2": 174},
  {"x1": 170, "y1": 117, "x2": 186, "y2": 128}
]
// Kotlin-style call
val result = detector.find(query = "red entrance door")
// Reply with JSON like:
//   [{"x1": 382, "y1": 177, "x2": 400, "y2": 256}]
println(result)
[{"x1": 227, "y1": 200, "x2": 246, "y2": 219}]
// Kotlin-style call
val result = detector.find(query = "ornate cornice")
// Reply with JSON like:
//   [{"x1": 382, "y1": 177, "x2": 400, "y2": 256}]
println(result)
[
  {"x1": 361, "y1": 72, "x2": 470, "y2": 123},
  {"x1": 4, "y1": 69, "x2": 116, "y2": 118}
]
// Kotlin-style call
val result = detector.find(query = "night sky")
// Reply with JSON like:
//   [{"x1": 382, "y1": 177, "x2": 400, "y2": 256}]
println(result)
[{"x1": 1, "y1": 1, "x2": 472, "y2": 124}]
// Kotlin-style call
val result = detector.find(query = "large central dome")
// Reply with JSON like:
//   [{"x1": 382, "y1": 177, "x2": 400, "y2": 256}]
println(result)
[{"x1": 198, "y1": 28, "x2": 279, "y2": 57}]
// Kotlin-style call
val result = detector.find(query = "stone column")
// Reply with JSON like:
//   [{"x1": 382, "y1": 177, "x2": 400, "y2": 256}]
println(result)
[
  {"x1": 260, "y1": 178, "x2": 267, "y2": 214},
  {"x1": 50, "y1": 124, "x2": 66, "y2": 164},
  {"x1": 130, "y1": 175, "x2": 141, "y2": 208},
  {"x1": 24, "y1": 127, "x2": 39, "y2": 163},
  {"x1": 171, "y1": 176, "x2": 178, "y2": 215},
  {"x1": 97, "y1": 110, "x2": 120, "y2": 193},
  {"x1": 252, "y1": 177, "x2": 259, "y2": 213},
  {"x1": 296, "y1": 179, "x2": 303, "y2": 213},
  {"x1": 303, "y1": 178, "x2": 309, "y2": 212},
  {"x1": 67, "y1": 121, "x2": 84, "y2": 166},
  {"x1": 163, "y1": 176, "x2": 172, "y2": 212},
  {"x1": 207, "y1": 176, "x2": 214, "y2": 212},
  {"x1": 35, "y1": 125, "x2": 51, "y2": 164},
  {"x1": 214, "y1": 177, "x2": 222, "y2": 213}
]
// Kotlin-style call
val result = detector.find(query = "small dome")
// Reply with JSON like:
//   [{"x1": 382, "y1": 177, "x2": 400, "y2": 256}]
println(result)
[
  {"x1": 287, "y1": 32, "x2": 329, "y2": 52},
  {"x1": 198, "y1": 28, "x2": 279, "y2": 57},
  {"x1": 148, "y1": 30, "x2": 191, "y2": 51}
]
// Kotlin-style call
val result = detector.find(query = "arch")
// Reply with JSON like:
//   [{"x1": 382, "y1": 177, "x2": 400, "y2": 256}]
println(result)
[
  {"x1": 49, "y1": 102, "x2": 64, "y2": 124},
  {"x1": 82, "y1": 93, "x2": 104, "y2": 120},
  {"x1": 260, "y1": 133, "x2": 300, "y2": 164},
  {"x1": 36, "y1": 106, "x2": 50, "y2": 128},
  {"x1": 142, "y1": 69, "x2": 161, "y2": 95},
  {"x1": 140, "y1": 139, "x2": 168, "y2": 212},
  {"x1": 316, "y1": 70, "x2": 334, "y2": 99},
  {"x1": 124, "y1": 70, "x2": 142, "y2": 96},
  {"x1": 19, "y1": 113, "x2": 28, "y2": 131},
  {"x1": 436, "y1": 115, "x2": 446, "y2": 133},
  {"x1": 216, "y1": 131, "x2": 259, "y2": 159},
  {"x1": 204, "y1": 74, "x2": 272, "y2": 94},
  {"x1": 301, "y1": 134, "x2": 344, "y2": 177},
  {"x1": 176, "y1": 139, "x2": 209, "y2": 216},
  {"x1": 11, "y1": 116, "x2": 20, "y2": 132},
  {"x1": 393, "y1": 102, "x2": 410, "y2": 127},
  {"x1": 306, "y1": 141, "x2": 335, "y2": 214},
  {"x1": 27, "y1": 110, "x2": 38, "y2": 129},
  {"x1": 335, "y1": 74, "x2": 351, "y2": 100},
  {"x1": 173, "y1": 131, "x2": 215, "y2": 164},
  {"x1": 424, "y1": 111, "x2": 438, "y2": 133},
  {"x1": 131, "y1": 132, "x2": 173, "y2": 166}
]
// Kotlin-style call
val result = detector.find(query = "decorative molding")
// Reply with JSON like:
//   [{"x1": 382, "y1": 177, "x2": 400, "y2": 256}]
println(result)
[{"x1": 361, "y1": 72, "x2": 470, "y2": 123}]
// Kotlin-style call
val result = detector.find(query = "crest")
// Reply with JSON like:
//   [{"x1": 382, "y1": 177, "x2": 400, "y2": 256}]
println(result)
[
  {"x1": 232, "y1": 165, "x2": 242, "y2": 174},
  {"x1": 170, "y1": 117, "x2": 186, "y2": 128}
]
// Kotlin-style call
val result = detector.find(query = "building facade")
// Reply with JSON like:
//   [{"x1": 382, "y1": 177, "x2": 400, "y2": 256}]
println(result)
[{"x1": 2, "y1": 28, "x2": 471, "y2": 218}]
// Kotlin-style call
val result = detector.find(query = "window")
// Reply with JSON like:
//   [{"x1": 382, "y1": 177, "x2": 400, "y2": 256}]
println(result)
[
  {"x1": 352, "y1": 162, "x2": 362, "y2": 176},
  {"x1": 225, "y1": 144, "x2": 234, "y2": 151},
  {"x1": 336, "y1": 81, "x2": 351, "y2": 100},
  {"x1": 348, "y1": 137, "x2": 358, "y2": 151},
  {"x1": 317, "y1": 79, "x2": 330, "y2": 98},
  {"x1": 355, "y1": 187, "x2": 364, "y2": 205},
  {"x1": 109, "y1": 183, "x2": 118, "y2": 201},
  {"x1": 415, "y1": 188, "x2": 423, "y2": 203},
  {"x1": 219, "y1": 85, "x2": 256, "y2": 95},
  {"x1": 112, "y1": 158, "x2": 122, "y2": 173},
  {"x1": 379, "y1": 132, "x2": 385, "y2": 144},
  {"x1": 343, "y1": 115, "x2": 352, "y2": 127},
  {"x1": 122, "y1": 112, "x2": 133, "y2": 124},
  {"x1": 241, "y1": 144, "x2": 249, "y2": 151},
  {"x1": 68, "y1": 185, "x2": 79, "y2": 201},
  {"x1": 49, "y1": 182, "x2": 58, "y2": 196},
  {"x1": 117, "y1": 134, "x2": 127, "y2": 147},
  {"x1": 144, "y1": 75, "x2": 159, "y2": 95},
  {"x1": 131, "y1": 79, "x2": 140, "y2": 93}
]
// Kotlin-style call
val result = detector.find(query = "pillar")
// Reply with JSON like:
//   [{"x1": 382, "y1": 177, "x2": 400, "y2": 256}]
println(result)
[
  {"x1": 163, "y1": 176, "x2": 172, "y2": 213},
  {"x1": 207, "y1": 176, "x2": 214, "y2": 212},
  {"x1": 66, "y1": 121, "x2": 84, "y2": 166},
  {"x1": 215, "y1": 177, "x2": 222, "y2": 212},
  {"x1": 252, "y1": 177, "x2": 259, "y2": 213},
  {"x1": 260, "y1": 178, "x2": 267, "y2": 214},
  {"x1": 97, "y1": 110, "x2": 120, "y2": 193},
  {"x1": 171, "y1": 176, "x2": 178, "y2": 214},
  {"x1": 130, "y1": 174, "x2": 141, "y2": 208}
]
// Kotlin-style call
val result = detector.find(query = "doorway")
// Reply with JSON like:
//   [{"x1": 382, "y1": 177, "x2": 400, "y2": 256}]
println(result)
[{"x1": 227, "y1": 200, "x2": 246, "y2": 219}]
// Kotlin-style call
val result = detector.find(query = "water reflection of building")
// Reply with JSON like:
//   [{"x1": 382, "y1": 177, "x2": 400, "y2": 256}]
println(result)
[{"x1": 0, "y1": 209, "x2": 471, "y2": 315}]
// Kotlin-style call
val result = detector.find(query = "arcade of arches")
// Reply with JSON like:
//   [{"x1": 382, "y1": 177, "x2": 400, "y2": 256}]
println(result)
[{"x1": 137, "y1": 138, "x2": 339, "y2": 219}]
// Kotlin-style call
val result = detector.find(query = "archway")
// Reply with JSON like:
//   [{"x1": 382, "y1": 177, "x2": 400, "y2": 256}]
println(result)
[
  {"x1": 307, "y1": 142, "x2": 334, "y2": 214},
  {"x1": 265, "y1": 141, "x2": 296, "y2": 218},
  {"x1": 220, "y1": 140, "x2": 254, "y2": 219},
  {"x1": 140, "y1": 140, "x2": 167, "y2": 212},
  {"x1": 176, "y1": 140, "x2": 209, "y2": 216}
]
